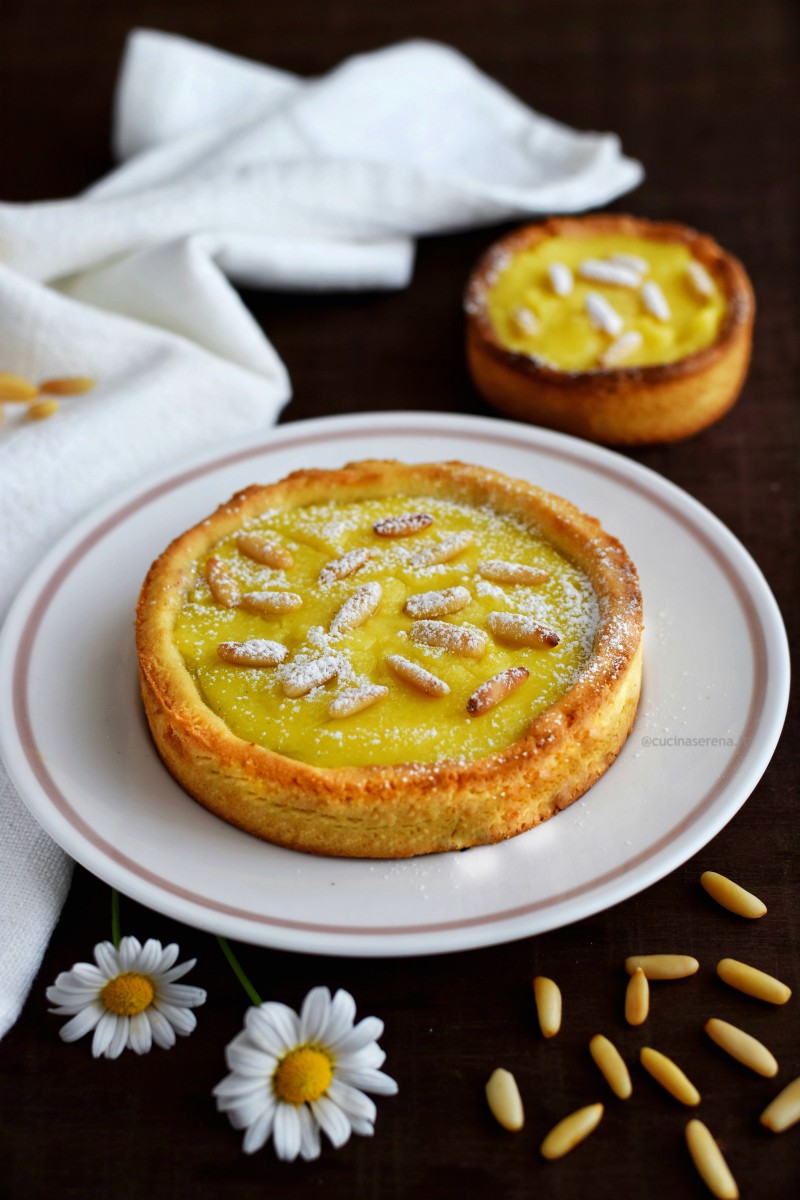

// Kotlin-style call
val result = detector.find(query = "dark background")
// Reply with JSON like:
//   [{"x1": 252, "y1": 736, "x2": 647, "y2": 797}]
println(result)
[{"x1": 1, "y1": 1, "x2": 798, "y2": 1197}]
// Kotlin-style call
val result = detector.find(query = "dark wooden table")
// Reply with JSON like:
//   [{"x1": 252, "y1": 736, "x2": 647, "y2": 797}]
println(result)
[{"x1": 2, "y1": 2, "x2": 797, "y2": 1197}]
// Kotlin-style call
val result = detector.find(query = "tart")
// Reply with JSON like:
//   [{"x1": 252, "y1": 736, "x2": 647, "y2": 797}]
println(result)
[
  {"x1": 465, "y1": 215, "x2": 755, "y2": 445},
  {"x1": 136, "y1": 459, "x2": 642, "y2": 858}
]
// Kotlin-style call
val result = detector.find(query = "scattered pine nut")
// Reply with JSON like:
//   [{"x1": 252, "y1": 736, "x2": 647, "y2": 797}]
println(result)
[
  {"x1": 700, "y1": 871, "x2": 767, "y2": 918},
  {"x1": 206, "y1": 557, "x2": 240, "y2": 608},
  {"x1": 27, "y1": 399, "x2": 60, "y2": 421},
  {"x1": 625, "y1": 967, "x2": 649, "y2": 1026},
  {"x1": 330, "y1": 582, "x2": 382, "y2": 634},
  {"x1": 548, "y1": 262, "x2": 573, "y2": 297},
  {"x1": 485, "y1": 1068, "x2": 524, "y2": 1132},
  {"x1": 511, "y1": 305, "x2": 539, "y2": 335},
  {"x1": 328, "y1": 684, "x2": 388, "y2": 719},
  {"x1": 760, "y1": 1075, "x2": 800, "y2": 1133},
  {"x1": 716, "y1": 958, "x2": 791, "y2": 1005},
  {"x1": 589, "y1": 1035, "x2": 632, "y2": 1100},
  {"x1": 477, "y1": 560, "x2": 549, "y2": 586},
  {"x1": 403, "y1": 586, "x2": 471, "y2": 620},
  {"x1": 467, "y1": 667, "x2": 529, "y2": 716},
  {"x1": 385, "y1": 653, "x2": 450, "y2": 697},
  {"x1": 687, "y1": 260, "x2": 714, "y2": 301},
  {"x1": 373, "y1": 513, "x2": 433, "y2": 538},
  {"x1": 39, "y1": 375, "x2": 95, "y2": 395},
  {"x1": 640, "y1": 1047, "x2": 700, "y2": 1106},
  {"x1": 409, "y1": 619, "x2": 487, "y2": 659},
  {"x1": 318, "y1": 547, "x2": 372, "y2": 585},
  {"x1": 486, "y1": 611, "x2": 560, "y2": 648},
  {"x1": 216, "y1": 639, "x2": 287, "y2": 667},
  {"x1": 609, "y1": 252, "x2": 649, "y2": 275},
  {"x1": 624, "y1": 955, "x2": 699, "y2": 980},
  {"x1": 685, "y1": 1119, "x2": 739, "y2": 1200},
  {"x1": 282, "y1": 656, "x2": 340, "y2": 698},
  {"x1": 540, "y1": 1103, "x2": 604, "y2": 1160},
  {"x1": 704, "y1": 1018, "x2": 778, "y2": 1078},
  {"x1": 585, "y1": 292, "x2": 624, "y2": 337},
  {"x1": 237, "y1": 532, "x2": 294, "y2": 570},
  {"x1": 533, "y1": 976, "x2": 562, "y2": 1038},
  {"x1": 239, "y1": 591, "x2": 303, "y2": 615},
  {"x1": 641, "y1": 280, "x2": 672, "y2": 322},
  {"x1": 409, "y1": 532, "x2": 474, "y2": 569},
  {"x1": 579, "y1": 258, "x2": 642, "y2": 288},
  {"x1": 599, "y1": 330, "x2": 642, "y2": 368},
  {"x1": 0, "y1": 371, "x2": 38, "y2": 401}
]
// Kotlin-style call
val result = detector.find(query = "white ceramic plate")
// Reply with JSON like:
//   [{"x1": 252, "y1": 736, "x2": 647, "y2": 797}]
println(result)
[{"x1": 0, "y1": 413, "x2": 789, "y2": 957}]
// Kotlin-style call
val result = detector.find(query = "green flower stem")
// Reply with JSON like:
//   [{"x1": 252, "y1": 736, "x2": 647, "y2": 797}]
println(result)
[
  {"x1": 217, "y1": 936, "x2": 263, "y2": 1007},
  {"x1": 111, "y1": 888, "x2": 121, "y2": 949}
]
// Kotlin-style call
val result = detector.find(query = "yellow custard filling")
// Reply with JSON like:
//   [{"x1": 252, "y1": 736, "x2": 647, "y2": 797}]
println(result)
[
  {"x1": 487, "y1": 235, "x2": 726, "y2": 371},
  {"x1": 173, "y1": 496, "x2": 598, "y2": 768}
]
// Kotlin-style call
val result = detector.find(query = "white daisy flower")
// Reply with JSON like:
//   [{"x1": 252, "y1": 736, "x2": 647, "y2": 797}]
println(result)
[
  {"x1": 46, "y1": 936, "x2": 207, "y2": 1058},
  {"x1": 214, "y1": 986, "x2": 398, "y2": 1160}
]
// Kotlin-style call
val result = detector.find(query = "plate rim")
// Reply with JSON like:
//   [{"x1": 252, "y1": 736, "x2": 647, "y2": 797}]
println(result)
[{"x1": 0, "y1": 411, "x2": 790, "y2": 956}]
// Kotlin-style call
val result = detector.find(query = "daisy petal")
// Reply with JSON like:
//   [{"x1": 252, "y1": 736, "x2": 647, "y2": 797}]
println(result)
[
  {"x1": 336, "y1": 1068, "x2": 399, "y2": 1096},
  {"x1": 58, "y1": 1001, "x2": 104, "y2": 1043},
  {"x1": 138, "y1": 939, "x2": 165, "y2": 975},
  {"x1": 157, "y1": 983, "x2": 207, "y2": 1008},
  {"x1": 246, "y1": 1003, "x2": 299, "y2": 1054},
  {"x1": 327, "y1": 1078, "x2": 377, "y2": 1122},
  {"x1": 298, "y1": 1103, "x2": 322, "y2": 1161},
  {"x1": 93, "y1": 942, "x2": 120, "y2": 977},
  {"x1": 65, "y1": 962, "x2": 108, "y2": 987},
  {"x1": 241, "y1": 1100, "x2": 276, "y2": 1154},
  {"x1": 128, "y1": 1010, "x2": 153, "y2": 1055},
  {"x1": 311, "y1": 1095, "x2": 352, "y2": 1149},
  {"x1": 336, "y1": 1043, "x2": 386, "y2": 1072},
  {"x1": 225, "y1": 1039, "x2": 276, "y2": 1078},
  {"x1": 152, "y1": 1000, "x2": 196, "y2": 1036},
  {"x1": 322, "y1": 989, "x2": 357, "y2": 1046},
  {"x1": 118, "y1": 936, "x2": 142, "y2": 971},
  {"x1": 223, "y1": 1094, "x2": 274, "y2": 1130},
  {"x1": 157, "y1": 943, "x2": 181, "y2": 973},
  {"x1": 107, "y1": 1017, "x2": 130, "y2": 1060},
  {"x1": 299, "y1": 987, "x2": 332, "y2": 1044},
  {"x1": 213, "y1": 1075, "x2": 272, "y2": 1103},
  {"x1": 146, "y1": 1006, "x2": 177, "y2": 1050},
  {"x1": 92, "y1": 1011, "x2": 122, "y2": 1058},
  {"x1": 273, "y1": 1102, "x2": 302, "y2": 1161},
  {"x1": 159, "y1": 959, "x2": 199, "y2": 985},
  {"x1": 349, "y1": 1116, "x2": 375, "y2": 1137},
  {"x1": 329, "y1": 1015, "x2": 384, "y2": 1056}
]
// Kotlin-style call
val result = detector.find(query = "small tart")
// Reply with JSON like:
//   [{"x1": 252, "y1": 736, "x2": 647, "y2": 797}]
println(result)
[
  {"x1": 136, "y1": 460, "x2": 643, "y2": 858},
  {"x1": 465, "y1": 215, "x2": 754, "y2": 445}
]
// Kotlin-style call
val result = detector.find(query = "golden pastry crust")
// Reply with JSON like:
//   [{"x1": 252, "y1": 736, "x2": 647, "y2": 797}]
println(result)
[
  {"x1": 465, "y1": 215, "x2": 754, "y2": 446},
  {"x1": 135, "y1": 459, "x2": 643, "y2": 858}
]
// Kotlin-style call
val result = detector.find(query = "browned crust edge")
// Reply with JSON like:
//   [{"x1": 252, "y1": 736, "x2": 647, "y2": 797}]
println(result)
[
  {"x1": 136, "y1": 459, "x2": 643, "y2": 858},
  {"x1": 464, "y1": 215, "x2": 755, "y2": 446}
]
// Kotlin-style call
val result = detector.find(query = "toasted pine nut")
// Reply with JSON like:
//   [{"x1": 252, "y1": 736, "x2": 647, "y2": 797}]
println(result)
[
  {"x1": 625, "y1": 967, "x2": 649, "y2": 1026},
  {"x1": 467, "y1": 667, "x2": 529, "y2": 716},
  {"x1": 477, "y1": 560, "x2": 550, "y2": 586},
  {"x1": 704, "y1": 1018, "x2": 778, "y2": 1078},
  {"x1": 404, "y1": 586, "x2": 471, "y2": 620},
  {"x1": 328, "y1": 684, "x2": 388, "y2": 719},
  {"x1": 687, "y1": 260, "x2": 714, "y2": 300},
  {"x1": 217, "y1": 639, "x2": 287, "y2": 668},
  {"x1": 239, "y1": 591, "x2": 302, "y2": 615},
  {"x1": 540, "y1": 1103, "x2": 604, "y2": 1160},
  {"x1": 589, "y1": 1035, "x2": 632, "y2": 1100},
  {"x1": 409, "y1": 619, "x2": 487, "y2": 659},
  {"x1": 373, "y1": 512, "x2": 433, "y2": 538},
  {"x1": 409, "y1": 531, "x2": 473, "y2": 569},
  {"x1": 318, "y1": 547, "x2": 372, "y2": 585},
  {"x1": 701, "y1": 871, "x2": 767, "y2": 918},
  {"x1": 685, "y1": 1119, "x2": 739, "y2": 1199},
  {"x1": 640, "y1": 1047, "x2": 700, "y2": 1106},
  {"x1": 385, "y1": 654, "x2": 450, "y2": 697},
  {"x1": 625, "y1": 955, "x2": 699, "y2": 980},
  {"x1": 27, "y1": 399, "x2": 59, "y2": 421},
  {"x1": 600, "y1": 330, "x2": 643, "y2": 368},
  {"x1": 206, "y1": 556, "x2": 240, "y2": 608},
  {"x1": 533, "y1": 977, "x2": 562, "y2": 1038},
  {"x1": 330, "y1": 582, "x2": 382, "y2": 634},
  {"x1": 486, "y1": 611, "x2": 561, "y2": 648},
  {"x1": 0, "y1": 371, "x2": 38, "y2": 401},
  {"x1": 485, "y1": 1068, "x2": 524, "y2": 1131},
  {"x1": 39, "y1": 376, "x2": 95, "y2": 395},
  {"x1": 760, "y1": 1075, "x2": 800, "y2": 1133},
  {"x1": 237, "y1": 532, "x2": 294, "y2": 570},
  {"x1": 716, "y1": 958, "x2": 791, "y2": 1005},
  {"x1": 511, "y1": 304, "x2": 539, "y2": 335},
  {"x1": 282, "y1": 656, "x2": 339, "y2": 698}
]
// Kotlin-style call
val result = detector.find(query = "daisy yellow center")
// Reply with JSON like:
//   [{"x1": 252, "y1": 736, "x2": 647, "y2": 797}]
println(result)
[
  {"x1": 101, "y1": 972, "x2": 155, "y2": 1016},
  {"x1": 273, "y1": 1045, "x2": 334, "y2": 1106}
]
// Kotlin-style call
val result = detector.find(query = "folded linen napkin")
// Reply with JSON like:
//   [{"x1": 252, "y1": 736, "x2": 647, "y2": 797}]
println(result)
[{"x1": 0, "y1": 30, "x2": 642, "y2": 1038}]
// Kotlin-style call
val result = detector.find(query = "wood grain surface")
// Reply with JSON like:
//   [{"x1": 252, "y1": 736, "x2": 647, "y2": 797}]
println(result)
[{"x1": 1, "y1": 2, "x2": 798, "y2": 1197}]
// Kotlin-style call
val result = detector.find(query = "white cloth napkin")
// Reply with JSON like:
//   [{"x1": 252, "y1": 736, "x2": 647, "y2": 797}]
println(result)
[{"x1": 0, "y1": 30, "x2": 642, "y2": 1037}]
